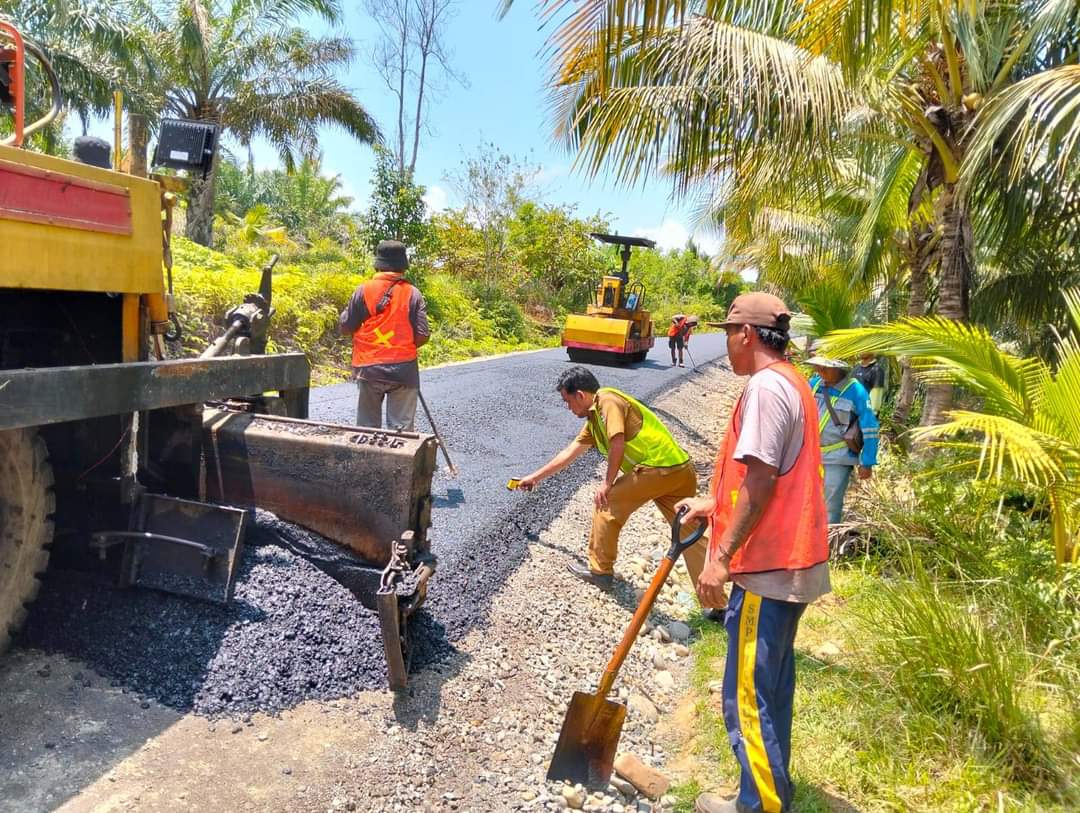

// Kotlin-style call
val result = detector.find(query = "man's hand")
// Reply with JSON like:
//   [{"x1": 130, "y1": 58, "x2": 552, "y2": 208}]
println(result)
[
  {"x1": 696, "y1": 557, "x2": 730, "y2": 609},
  {"x1": 518, "y1": 474, "x2": 540, "y2": 491},
  {"x1": 857, "y1": 465, "x2": 873, "y2": 481},
  {"x1": 675, "y1": 496, "x2": 715, "y2": 523},
  {"x1": 594, "y1": 481, "x2": 612, "y2": 510}
]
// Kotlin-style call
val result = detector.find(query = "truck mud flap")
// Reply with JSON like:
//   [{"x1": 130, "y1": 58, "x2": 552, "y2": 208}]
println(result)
[{"x1": 90, "y1": 493, "x2": 247, "y2": 604}]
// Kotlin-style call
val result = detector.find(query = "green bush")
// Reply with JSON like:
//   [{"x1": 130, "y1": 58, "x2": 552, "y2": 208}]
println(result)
[
  {"x1": 865, "y1": 567, "x2": 1057, "y2": 785},
  {"x1": 170, "y1": 238, "x2": 555, "y2": 382}
]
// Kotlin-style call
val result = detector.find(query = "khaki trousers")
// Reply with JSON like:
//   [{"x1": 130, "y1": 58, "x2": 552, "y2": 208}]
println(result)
[{"x1": 588, "y1": 460, "x2": 708, "y2": 587}]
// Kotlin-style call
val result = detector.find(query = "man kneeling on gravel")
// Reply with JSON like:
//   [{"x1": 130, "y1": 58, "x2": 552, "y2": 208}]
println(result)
[{"x1": 517, "y1": 366, "x2": 709, "y2": 590}]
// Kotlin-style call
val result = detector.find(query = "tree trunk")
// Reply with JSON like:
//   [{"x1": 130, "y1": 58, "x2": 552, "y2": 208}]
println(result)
[
  {"x1": 184, "y1": 150, "x2": 220, "y2": 246},
  {"x1": 921, "y1": 184, "x2": 972, "y2": 426},
  {"x1": 129, "y1": 114, "x2": 149, "y2": 178},
  {"x1": 893, "y1": 228, "x2": 931, "y2": 427}
]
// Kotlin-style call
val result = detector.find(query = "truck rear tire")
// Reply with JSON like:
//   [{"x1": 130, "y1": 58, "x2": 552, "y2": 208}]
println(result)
[{"x1": 0, "y1": 428, "x2": 55, "y2": 654}]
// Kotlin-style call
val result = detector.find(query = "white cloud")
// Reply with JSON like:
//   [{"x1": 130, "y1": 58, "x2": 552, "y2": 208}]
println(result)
[
  {"x1": 693, "y1": 231, "x2": 723, "y2": 257},
  {"x1": 633, "y1": 219, "x2": 724, "y2": 257},
  {"x1": 633, "y1": 219, "x2": 689, "y2": 252},
  {"x1": 424, "y1": 184, "x2": 449, "y2": 215}
]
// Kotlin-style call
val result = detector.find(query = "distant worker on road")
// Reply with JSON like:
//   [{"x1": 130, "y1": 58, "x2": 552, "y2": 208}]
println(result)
[
  {"x1": 517, "y1": 366, "x2": 709, "y2": 590},
  {"x1": 668, "y1": 314, "x2": 693, "y2": 367},
  {"x1": 807, "y1": 354, "x2": 880, "y2": 524},
  {"x1": 339, "y1": 240, "x2": 429, "y2": 431}
]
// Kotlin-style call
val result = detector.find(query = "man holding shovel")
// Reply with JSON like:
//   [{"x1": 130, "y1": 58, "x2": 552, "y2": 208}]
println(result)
[
  {"x1": 676, "y1": 293, "x2": 829, "y2": 813},
  {"x1": 517, "y1": 366, "x2": 709, "y2": 590},
  {"x1": 339, "y1": 240, "x2": 429, "y2": 431}
]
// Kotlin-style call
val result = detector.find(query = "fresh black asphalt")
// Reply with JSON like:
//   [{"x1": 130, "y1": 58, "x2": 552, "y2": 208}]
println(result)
[{"x1": 16, "y1": 334, "x2": 729, "y2": 714}]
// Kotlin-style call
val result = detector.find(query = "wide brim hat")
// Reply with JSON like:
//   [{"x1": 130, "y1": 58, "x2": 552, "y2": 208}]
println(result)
[{"x1": 806, "y1": 355, "x2": 851, "y2": 370}]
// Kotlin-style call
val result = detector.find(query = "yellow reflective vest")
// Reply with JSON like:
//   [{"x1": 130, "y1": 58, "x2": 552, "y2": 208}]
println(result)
[{"x1": 587, "y1": 387, "x2": 690, "y2": 474}]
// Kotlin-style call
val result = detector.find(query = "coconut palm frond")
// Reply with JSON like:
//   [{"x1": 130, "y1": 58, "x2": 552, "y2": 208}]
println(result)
[
  {"x1": 229, "y1": 77, "x2": 380, "y2": 158},
  {"x1": 551, "y1": 13, "x2": 850, "y2": 191},
  {"x1": 911, "y1": 411, "x2": 1066, "y2": 484},
  {"x1": 841, "y1": 143, "x2": 921, "y2": 287},
  {"x1": 822, "y1": 317, "x2": 1049, "y2": 421},
  {"x1": 972, "y1": 251, "x2": 1080, "y2": 333},
  {"x1": 963, "y1": 65, "x2": 1080, "y2": 193},
  {"x1": 794, "y1": 273, "x2": 864, "y2": 336}
]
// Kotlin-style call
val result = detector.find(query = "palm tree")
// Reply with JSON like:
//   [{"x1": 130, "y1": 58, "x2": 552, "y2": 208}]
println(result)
[
  {"x1": 134, "y1": 0, "x2": 379, "y2": 245},
  {"x1": 823, "y1": 289, "x2": 1080, "y2": 566},
  {"x1": 265, "y1": 154, "x2": 354, "y2": 240},
  {"x1": 500, "y1": 0, "x2": 1080, "y2": 425},
  {"x1": 0, "y1": 0, "x2": 156, "y2": 140}
]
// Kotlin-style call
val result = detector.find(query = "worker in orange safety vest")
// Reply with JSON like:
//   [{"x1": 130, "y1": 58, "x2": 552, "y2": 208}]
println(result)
[
  {"x1": 667, "y1": 314, "x2": 693, "y2": 367},
  {"x1": 338, "y1": 240, "x2": 430, "y2": 431},
  {"x1": 676, "y1": 292, "x2": 828, "y2": 813}
]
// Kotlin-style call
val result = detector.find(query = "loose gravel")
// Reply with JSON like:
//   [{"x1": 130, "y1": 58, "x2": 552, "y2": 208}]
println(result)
[{"x1": 18, "y1": 512, "x2": 398, "y2": 717}]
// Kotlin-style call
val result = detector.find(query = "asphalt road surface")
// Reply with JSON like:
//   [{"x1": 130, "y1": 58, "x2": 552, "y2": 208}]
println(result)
[{"x1": 310, "y1": 333, "x2": 730, "y2": 646}]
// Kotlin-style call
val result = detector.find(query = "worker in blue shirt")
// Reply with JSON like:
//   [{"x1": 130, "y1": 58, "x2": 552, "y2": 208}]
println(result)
[{"x1": 806, "y1": 354, "x2": 880, "y2": 524}]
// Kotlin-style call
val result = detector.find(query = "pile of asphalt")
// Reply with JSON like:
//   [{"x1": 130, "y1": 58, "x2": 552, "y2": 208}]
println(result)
[{"x1": 18, "y1": 512, "x2": 412, "y2": 717}]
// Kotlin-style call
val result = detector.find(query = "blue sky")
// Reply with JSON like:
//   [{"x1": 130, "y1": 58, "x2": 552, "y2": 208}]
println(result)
[
  {"x1": 85, "y1": 2, "x2": 722, "y2": 254},
  {"x1": 281, "y1": 2, "x2": 722, "y2": 254}
]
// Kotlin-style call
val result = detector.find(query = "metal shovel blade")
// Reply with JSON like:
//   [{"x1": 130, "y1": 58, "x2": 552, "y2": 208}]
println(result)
[{"x1": 547, "y1": 690, "x2": 627, "y2": 788}]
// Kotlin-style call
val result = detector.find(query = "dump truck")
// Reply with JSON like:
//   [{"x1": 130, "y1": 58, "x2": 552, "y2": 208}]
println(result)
[
  {"x1": 561, "y1": 233, "x2": 656, "y2": 365},
  {"x1": 0, "y1": 23, "x2": 432, "y2": 690}
]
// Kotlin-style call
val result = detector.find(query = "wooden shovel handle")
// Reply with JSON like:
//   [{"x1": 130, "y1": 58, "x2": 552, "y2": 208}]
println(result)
[
  {"x1": 596, "y1": 556, "x2": 676, "y2": 697},
  {"x1": 595, "y1": 508, "x2": 706, "y2": 698}
]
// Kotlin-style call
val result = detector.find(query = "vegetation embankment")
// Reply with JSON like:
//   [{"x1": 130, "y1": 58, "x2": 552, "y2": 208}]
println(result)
[
  {"x1": 671, "y1": 452, "x2": 1079, "y2": 812},
  {"x1": 170, "y1": 237, "x2": 554, "y2": 385}
]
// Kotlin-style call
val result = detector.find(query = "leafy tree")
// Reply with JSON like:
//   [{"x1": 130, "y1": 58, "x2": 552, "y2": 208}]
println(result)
[
  {"x1": 506, "y1": 201, "x2": 609, "y2": 314},
  {"x1": 361, "y1": 145, "x2": 432, "y2": 262},
  {"x1": 446, "y1": 142, "x2": 538, "y2": 287},
  {"x1": 133, "y1": 0, "x2": 379, "y2": 245},
  {"x1": 502, "y1": 0, "x2": 1080, "y2": 426}
]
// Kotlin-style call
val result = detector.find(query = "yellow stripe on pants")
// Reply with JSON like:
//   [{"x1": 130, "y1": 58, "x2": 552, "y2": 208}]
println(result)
[{"x1": 737, "y1": 591, "x2": 783, "y2": 813}]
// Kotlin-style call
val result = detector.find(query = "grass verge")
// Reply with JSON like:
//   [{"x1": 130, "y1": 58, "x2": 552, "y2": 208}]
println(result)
[{"x1": 673, "y1": 563, "x2": 1078, "y2": 812}]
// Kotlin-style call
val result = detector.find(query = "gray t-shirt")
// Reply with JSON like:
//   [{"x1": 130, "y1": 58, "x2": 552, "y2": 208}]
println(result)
[
  {"x1": 339, "y1": 279, "x2": 430, "y2": 388},
  {"x1": 728, "y1": 367, "x2": 831, "y2": 604}
]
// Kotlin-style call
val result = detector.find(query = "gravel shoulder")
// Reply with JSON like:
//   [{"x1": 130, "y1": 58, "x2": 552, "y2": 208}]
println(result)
[{"x1": 1, "y1": 357, "x2": 743, "y2": 813}]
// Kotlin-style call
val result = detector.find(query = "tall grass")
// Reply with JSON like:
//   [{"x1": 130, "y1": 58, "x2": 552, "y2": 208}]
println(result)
[
  {"x1": 865, "y1": 566, "x2": 1056, "y2": 785},
  {"x1": 848, "y1": 456, "x2": 1080, "y2": 794}
]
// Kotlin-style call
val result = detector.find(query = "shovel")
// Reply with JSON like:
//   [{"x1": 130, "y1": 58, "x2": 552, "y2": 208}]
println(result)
[
  {"x1": 547, "y1": 506, "x2": 708, "y2": 788},
  {"x1": 417, "y1": 388, "x2": 458, "y2": 477}
]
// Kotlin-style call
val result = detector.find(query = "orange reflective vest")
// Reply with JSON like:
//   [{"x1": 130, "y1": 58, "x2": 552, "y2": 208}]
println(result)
[
  {"x1": 351, "y1": 273, "x2": 417, "y2": 367},
  {"x1": 709, "y1": 361, "x2": 828, "y2": 574},
  {"x1": 668, "y1": 318, "x2": 688, "y2": 338}
]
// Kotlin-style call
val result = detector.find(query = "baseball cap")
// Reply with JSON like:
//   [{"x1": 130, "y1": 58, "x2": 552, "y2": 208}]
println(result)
[{"x1": 719, "y1": 292, "x2": 792, "y2": 330}]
